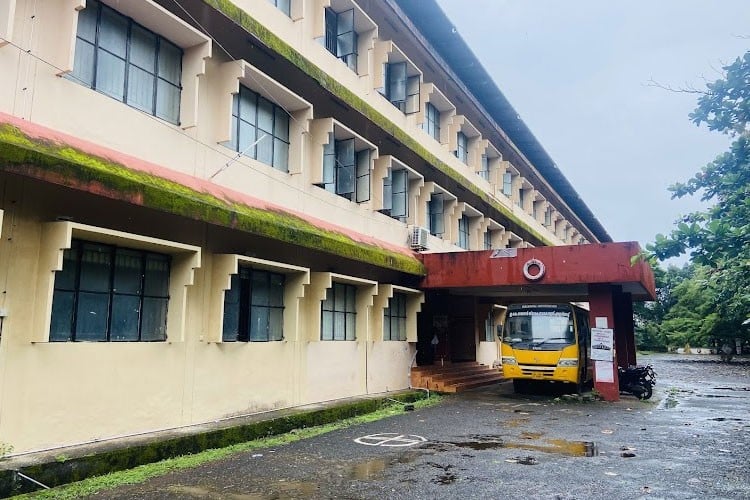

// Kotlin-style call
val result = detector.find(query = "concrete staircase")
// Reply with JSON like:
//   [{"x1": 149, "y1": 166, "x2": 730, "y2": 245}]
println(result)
[{"x1": 411, "y1": 361, "x2": 505, "y2": 393}]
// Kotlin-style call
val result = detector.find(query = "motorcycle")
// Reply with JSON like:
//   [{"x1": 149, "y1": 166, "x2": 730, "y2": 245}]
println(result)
[{"x1": 618, "y1": 364, "x2": 656, "y2": 400}]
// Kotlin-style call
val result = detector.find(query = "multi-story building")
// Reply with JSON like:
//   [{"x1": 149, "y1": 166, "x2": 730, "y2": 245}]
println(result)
[{"x1": 0, "y1": 0, "x2": 609, "y2": 455}]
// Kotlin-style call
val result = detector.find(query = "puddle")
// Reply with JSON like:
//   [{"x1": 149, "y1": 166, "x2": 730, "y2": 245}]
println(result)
[
  {"x1": 520, "y1": 431, "x2": 544, "y2": 440},
  {"x1": 426, "y1": 435, "x2": 598, "y2": 457},
  {"x1": 167, "y1": 484, "x2": 319, "y2": 500},
  {"x1": 428, "y1": 462, "x2": 457, "y2": 484},
  {"x1": 503, "y1": 418, "x2": 530, "y2": 427},
  {"x1": 347, "y1": 453, "x2": 420, "y2": 480},
  {"x1": 697, "y1": 394, "x2": 732, "y2": 398},
  {"x1": 709, "y1": 417, "x2": 744, "y2": 422}
]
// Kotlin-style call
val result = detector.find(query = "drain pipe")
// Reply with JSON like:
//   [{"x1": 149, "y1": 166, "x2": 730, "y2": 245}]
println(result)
[
  {"x1": 408, "y1": 349, "x2": 430, "y2": 399},
  {"x1": 14, "y1": 471, "x2": 50, "y2": 490}
]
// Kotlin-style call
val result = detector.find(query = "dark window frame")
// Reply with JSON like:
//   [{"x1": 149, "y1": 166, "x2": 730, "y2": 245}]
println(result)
[
  {"x1": 502, "y1": 172, "x2": 513, "y2": 196},
  {"x1": 222, "y1": 267, "x2": 286, "y2": 342},
  {"x1": 324, "y1": 7, "x2": 358, "y2": 72},
  {"x1": 382, "y1": 168, "x2": 408, "y2": 221},
  {"x1": 479, "y1": 155, "x2": 490, "y2": 181},
  {"x1": 384, "y1": 293, "x2": 407, "y2": 341},
  {"x1": 428, "y1": 193, "x2": 445, "y2": 236},
  {"x1": 50, "y1": 239, "x2": 171, "y2": 342},
  {"x1": 458, "y1": 215, "x2": 470, "y2": 249},
  {"x1": 455, "y1": 131, "x2": 468, "y2": 164},
  {"x1": 268, "y1": 0, "x2": 291, "y2": 16},
  {"x1": 71, "y1": 0, "x2": 183, "y2": 124},
  {"x1": 484, "y1": 230, "x2": 492, "y2": 250},
  {"x1": 384, "y1": 62, "x2": 420, "y2": 114},
  {"x1": 321, "y1": 282, "x2": 357, "y2": 341},
  {"x1": 226, "y1": 84, "x2": 291, "y2": 172},
  {"x1": 320, "y1": 134, "x2": 371, "y2": 203},
  {"x1": 424, "y1": 103, "x2": 441, "y2": 141}
]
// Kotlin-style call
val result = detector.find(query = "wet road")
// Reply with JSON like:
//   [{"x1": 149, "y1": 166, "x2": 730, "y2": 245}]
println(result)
[{"x1": 90, "y1": 354, "x2": 750, "y2": 499}]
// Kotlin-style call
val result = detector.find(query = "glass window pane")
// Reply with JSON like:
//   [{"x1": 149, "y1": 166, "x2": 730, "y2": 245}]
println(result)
[
  {"x1": 239, "y1": 119, "x2": 257, "y2": 158},
  {"x1": 334, "y1": 284, "x2": 345, "y2": 311},
  {"x1": 113, "y1": 248, "x2": 142, "y2": 294},
  {"x1": 270, "y1": 273, "x2": 285, "y2": 306},
  {"x1": 324, "y1": 8, "x2": 337, "y2": 55},
  {"x1": 251, "y1": 271, "x2": 270, "y2": 306},
  {"x1": 239, "y1": 86, "x2": 257, "y2": 121},
  {"x1": 272, "y1": 139, "x2": 289, "y2": 172},
  {"x1": 72, "y1": 39, "x2": 95, "y2": 86},
  {"x1": 55, "y1": 245, "x2": 79, "y2": 290},
  {"x1": 76, "y1": 1, "x2": 98, "y2": 43},
  {"x1": 222, "y1": 274, "x2": 240, "y2": 341},
  {"x1": 95, "y1": 49, "x2": 126, "y2": 100},
  {"x1": 274, "y1": 107, "x2": 289, "y2": 141},
  {"x1": 322, "y1": 288, "x2": 333, "y2": 310},
  {"x1": 80, "y1": 243, "x2": 112, "y2": 292},
  {"x1": 141, "y1": 297, "x2": 168, "y2": 341},
  {"x1": 269, "y1": 308, "x2": 283, "y2": 341},
  {"x1": 50, "y1": 291, "x2": 75, "y2": 341},
  {"x1": 130, "y1": 25, "x2": 157, "y2": 71},
  {"x1": 334, "y1": 311, "x2": 345, "y2": 340},
  {"x1": 256, "y1": 131, "x2": 273, "y2": 166},
  {"x1": 158, "y1": 40, "x2": 182, "y2": 84},
  {"x1": 322, "y1": 136, "x2": 335, "y2": 185},
  {"x1": 321, "y1": 310, "x2": 333, "y2": 340},
  {"x1": 110, "y1": 294, "x2": 141, "y2": 341},
  {"x1": 387, "y1": 62, "x2": 407, "y2": 102},
  {"x1": 382, "y1": 170, "x2": 392, "y2": 211},
  {"x1": 345, "y1": 312, "x2": 356, "y2": 340},
  {"x1": 99, "y1": 7, "x2": 128, "y2": 58},
  {"x1": 257, "y1": 97, "x2": 274, "y2": 133},
  {"x1": 127, "y1": 65, "x2": 155, "y2": 113},
  {"x1": 346, "y1": 285, "x2": 356, "y2": 312},
  {"x1": 143, "y1": 254, "x2": 170, "y2": 297},
  {"x1": 155, "y1": 80, "x2": 180, "y2": 123},
  {"x1": 75, "y1": 292, "x2": 109, "y2": 341},
  {"x1": 249, "y1": 306, "x2": 269, "y2": 341}
]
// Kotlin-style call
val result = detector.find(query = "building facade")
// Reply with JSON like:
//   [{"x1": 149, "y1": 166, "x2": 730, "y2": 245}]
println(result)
[{"x1": 0, "y1": 0, "x2": 609, "y2": 455}]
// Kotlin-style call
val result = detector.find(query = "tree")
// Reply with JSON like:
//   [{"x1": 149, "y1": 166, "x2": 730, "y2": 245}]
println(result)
[{"x1": 649, "y1": 52, "x2": 750, "y2": 351}]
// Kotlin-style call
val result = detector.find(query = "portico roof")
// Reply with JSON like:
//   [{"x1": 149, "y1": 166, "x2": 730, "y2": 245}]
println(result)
[{"x1": 419, "y1": 242, "x2": 656, "y2": 302}]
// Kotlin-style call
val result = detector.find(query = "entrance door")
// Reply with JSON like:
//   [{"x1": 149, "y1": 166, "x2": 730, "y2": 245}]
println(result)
[{"x1": 449, "y1": 316, "x2": 476, "y2": 361}]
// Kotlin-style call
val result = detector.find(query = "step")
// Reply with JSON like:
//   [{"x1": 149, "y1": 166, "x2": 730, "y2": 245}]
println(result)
[
  {"x1": 449, "y1": 375, "x2": 507, "y2": 392},
  {"x1": 435, "y1": 369, "x2": 503, "y2": 386},
  {"x1": 411, "y1": 362, "x2": 481, "y2": 375}
]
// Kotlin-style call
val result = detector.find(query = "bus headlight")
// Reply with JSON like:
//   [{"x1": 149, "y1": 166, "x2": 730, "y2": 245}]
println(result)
[
  {"x1": 501, "y1": 356, "x2": 518, "y2": 365},
  {"x1": 557, "y1": 358, "x2": 578, "y2": 367}
]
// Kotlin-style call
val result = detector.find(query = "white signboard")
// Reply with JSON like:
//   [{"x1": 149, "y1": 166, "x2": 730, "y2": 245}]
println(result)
[
  {"x1": 595, "y1": 360, "x2": 615, "y2": 383},
  {"x1": 591, "y1": 327, "x2": 614, "y2": 361}
]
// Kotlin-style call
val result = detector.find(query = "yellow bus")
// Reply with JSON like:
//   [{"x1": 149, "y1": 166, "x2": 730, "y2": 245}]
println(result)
[{"x1": 499, "y1": 303, "x2": 593, "y2": 393}]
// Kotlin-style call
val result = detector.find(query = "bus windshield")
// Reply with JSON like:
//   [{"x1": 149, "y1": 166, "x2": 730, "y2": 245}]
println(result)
[{"x1": 503, "y1": 305, "x2": 575, "y2": 348}]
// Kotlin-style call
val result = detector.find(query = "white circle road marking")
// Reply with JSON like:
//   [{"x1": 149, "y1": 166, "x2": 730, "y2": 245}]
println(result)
[{"x1": 354, "y1": 433, "x2": 427, "y2": 447}]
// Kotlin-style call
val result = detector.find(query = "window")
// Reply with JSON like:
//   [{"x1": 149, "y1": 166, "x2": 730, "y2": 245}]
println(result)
[
  {"x1": 455, "y1": 131, "x2": 468, "y2": 164},
  {"x1": 484, "y1": 230, "x2": 492, "y2": 250},
  {"x1": 71, "y1": 0, "x2": 182, "y2": 124},
  {"x1": 268, "y1": 0, "x2": 291, "y2": 16},
  {"x1": 544, "y1": 207, "x2": 553, "y2": 227},
  {"x1": 502, "y1": 172, "x2": 513, "y2": 196},
  {"x1": 578, "y1": 237, "x2": 586, "y2": 245},
  {"x1": 384, "y1": 62, "x2": 419, "y2": 114},
  {"x1": 563, "y1": 225, "x2": 570, "y2": 241},
  {"x1": 484, "y1": 311, "x2": 494, "y2": 342},
  {"x1": 321, "y1": 135, "x2": 371, "y2": 202},
  {"x1": 423, "y1": 103, "x2": 441, "y2": 141},
  {"x1": 321, "y1": 282, "x2": 357, "y2": 340},
  {"x1": 384, "y1": 293, "x2": 407, "y2": 341},
  {"x1": 382, "y1": 168, "x2": 408, "y2": 221},
  {"x1": 50, "y1": 239, "x2": 170, "y2": 342},
  {"x1": 518, "y1": 187, "x2": 525, "y2": 208},
  {"x1": 428, "y1": 193, "x2": 444, "y2": 236},
  {"x1": 479, "y1": 155, "x2": 490, "y2": 181},
  {"x1": 223, "y1": 268, "x2": 285, "y2": 342},
  {"x1": 226, "y1": 85, "x2": 290, "y2": 172},
  {"x1": 458, "y1": 215, "x2": 469, "y2": 249},
  {"x1": 532, "y1": 202, "x2": 538, "y2": 220},
  {"x1": 325, "y1": 8, "x2": 357, "y2": 72}
]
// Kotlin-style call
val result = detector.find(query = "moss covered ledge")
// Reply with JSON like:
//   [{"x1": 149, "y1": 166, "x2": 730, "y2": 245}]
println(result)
[
  {"x1": 201, "y1": 0, "x2": 556, "y2": 247},
  {"x1": 0, "y1": 123, "x2": 425, "y2": 276}
]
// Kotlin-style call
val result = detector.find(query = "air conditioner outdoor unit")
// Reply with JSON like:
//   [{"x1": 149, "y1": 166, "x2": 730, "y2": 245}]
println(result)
[{"x1": 410, "y1": 226, "x2": 429, "y2": 251}]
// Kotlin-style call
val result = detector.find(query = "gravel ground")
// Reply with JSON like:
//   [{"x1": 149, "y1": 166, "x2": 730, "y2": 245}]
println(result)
[{"x1": 87, "y1": 353, "x2": 750, "y2": 500}]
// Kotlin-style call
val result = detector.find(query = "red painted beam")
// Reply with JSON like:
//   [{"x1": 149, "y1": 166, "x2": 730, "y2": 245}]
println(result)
[{"x1": 419, "y1": 242, "x2": 655, "y2": 301}]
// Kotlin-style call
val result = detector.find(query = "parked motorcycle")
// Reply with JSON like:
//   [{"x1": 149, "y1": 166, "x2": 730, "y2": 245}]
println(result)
[{"x1": 618, "y1": 364, "x2": 656, "y2": 400}]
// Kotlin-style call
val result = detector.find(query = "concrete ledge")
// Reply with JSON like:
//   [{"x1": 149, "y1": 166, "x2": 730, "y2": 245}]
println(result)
[{"x1": 0, "y1": 391, "x2": 428, "y2": 497}]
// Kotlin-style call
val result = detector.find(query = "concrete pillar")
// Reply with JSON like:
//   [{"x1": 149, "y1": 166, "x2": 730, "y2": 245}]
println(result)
[{"x1": 588, "y1": 284, "x2": 619, "y2": 401}]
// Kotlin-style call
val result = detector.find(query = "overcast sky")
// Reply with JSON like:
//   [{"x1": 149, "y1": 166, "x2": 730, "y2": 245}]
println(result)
[{"x1": 435, "y1": 0, "x2": 749, "y2": 262}]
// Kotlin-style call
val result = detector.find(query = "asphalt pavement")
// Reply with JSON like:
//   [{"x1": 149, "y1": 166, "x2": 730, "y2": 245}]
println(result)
[{"x1": 88, "y1": 353, "x2": 750, "y2": 500}]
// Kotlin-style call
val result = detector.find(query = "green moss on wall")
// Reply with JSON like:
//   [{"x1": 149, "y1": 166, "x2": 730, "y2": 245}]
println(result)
[
  {"x1": 0, "y1": 123, "x2": 425, "y2": 276},
  {"x1": 201, "y1": 0, "x2": 555, "y2": 246}
]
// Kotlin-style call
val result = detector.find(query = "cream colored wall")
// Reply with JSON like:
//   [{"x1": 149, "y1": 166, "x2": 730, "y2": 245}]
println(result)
[{"x1": 0, "y1": 197, "x2": 419, "y2": 454}]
